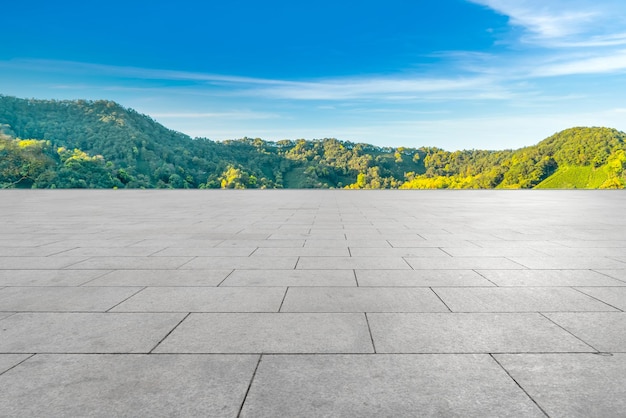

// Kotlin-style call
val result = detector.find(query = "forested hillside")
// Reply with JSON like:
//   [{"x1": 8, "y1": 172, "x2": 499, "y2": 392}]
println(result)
[{"x1": 1, "y1": 95, "x2": 625, "y2": 189}]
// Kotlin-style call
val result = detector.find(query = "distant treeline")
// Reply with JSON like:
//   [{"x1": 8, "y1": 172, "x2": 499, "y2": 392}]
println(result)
[{"x1": 1, "y1": 95, "x2": 625, "y2": 189}]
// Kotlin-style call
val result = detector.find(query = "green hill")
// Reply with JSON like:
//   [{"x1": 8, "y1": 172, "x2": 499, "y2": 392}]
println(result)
[{"x1": 1, "y1": 95, "x2": 625, "y2": 189}]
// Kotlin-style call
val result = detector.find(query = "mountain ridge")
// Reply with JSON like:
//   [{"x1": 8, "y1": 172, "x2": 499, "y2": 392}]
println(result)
[{"x1": 1, "y1": 95, "x2": 625, "y2": 189}]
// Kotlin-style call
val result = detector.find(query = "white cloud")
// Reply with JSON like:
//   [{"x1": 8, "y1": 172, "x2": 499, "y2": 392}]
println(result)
[
  {"x1": 468, "y1": 0, "x2": 626, "y2": 45},
  {"x1": 532, "y1": 49, "x2": 626, "y2": 76}
]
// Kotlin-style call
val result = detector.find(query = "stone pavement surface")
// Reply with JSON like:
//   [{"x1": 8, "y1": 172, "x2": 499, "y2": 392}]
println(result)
[{"x1": 0, "y1": 189, "x2": 625, "y2": 417}]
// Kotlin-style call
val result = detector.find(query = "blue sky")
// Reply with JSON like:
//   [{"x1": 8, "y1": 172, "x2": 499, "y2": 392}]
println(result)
[{"x1": 1, "y1": 0, "x2": 626, "y2": 150}]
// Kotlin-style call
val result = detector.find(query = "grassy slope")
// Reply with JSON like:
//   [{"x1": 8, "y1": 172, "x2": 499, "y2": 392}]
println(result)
[{"x1": 534, "y1": 165, "x2": 612, "y2": 189}]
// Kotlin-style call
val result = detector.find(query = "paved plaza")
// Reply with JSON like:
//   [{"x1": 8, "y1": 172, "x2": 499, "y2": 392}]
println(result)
[{"x1": 1, "y1": 189, "x2": 625, "y2": 417}]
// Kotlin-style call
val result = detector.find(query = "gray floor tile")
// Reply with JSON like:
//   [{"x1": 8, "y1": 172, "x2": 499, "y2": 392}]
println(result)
[
  {"x1": 57, "y1": 247, "x2": 165, "y2": 257},
  {"x1": 0, "y1": 270, "x2": 109, "y2": 286},
  {"x1": 0, "y1": 286, "x2": 142, "y2": 312},
  {"x1": 218, "y1": 239, "x2": 305, "y2": 248},
  {"x1": 388, "y1": 239, "x2": 477, "y2": 248},
  {"x1": 368, "y1": 313, "x2": 593, "y2": 353},
  {"x1": 494, "y1": 353, "x2": 626, "y2": 418},
  {"x1": 0, "y1": 312, "x2": 185, "y2": 353},
  {"x1": 111, "y1": 287, "x2": 285, "y2": 312},
  {"x1": 154, "y1": 313, "x2": 373, "y2": 353},
  {"x1": 595, "y1": 269, "x2": 626, "y2": 282},
  {"x1": 552, "y1": 240, "x2": 626, "y2": 248},
  {"x1": 0, "y1": 247, "x2": 69, "y2": 257},
  {"x1": 84, "y1": 269, "x2": 231, "y2": 286},
  {"x1": 405, "y1": 257, "x2": 526, "y2": 269},
  {"x1": 251, "y1": 247, "x2": 350, "y2": 257},
  {"x1": 240, "y1": 354, "x2": 544, "y2": 417},
  {"x1": 67, "y1": 256, "x2": 194, "y2": 270},
  {"x1": 349, "y1": 247, "x2": 450, "y2": 257},
  {"x1": 434, "y1": 287, "x2": 618, "y2": 312},
  {"x1": 0, "y1": 257, "x2": 88, "y2": 270},
  {"x1": 0, "y1": 312, "x2": 14, "y2": 320},
  {"x1": 0, "y1": 354, "x2": 258, "y2": 417},
  {"x1": 536, "y1": 247, "x2": 626, "y2": 257},
  {"x1": 131, "y1": 239, "x2": 224, "y2": 248},
  {"x1": 281, "y1": 287, "x2": 449, "y2": 312},
  {"x1": 442, "y1": 247, "x2": 547, "y2": 257},
  {"x1": 181, "y1": 256, "x2": 298, "y2": 270},
  {"x1": 304, "y1": 239, "x2": 391, "y2": 248},
  {"x1": 222, "y1": 270, "x2": 356, "y2": 286},
  {"x1": 575, "y1": 287, "x2": 626, "y2": 310},
  {"x1": 0, "y1": 354, "x2": 30, "y2": 374},
  {"x1": 509, "y1": 256, "x2": 626, "y2": 269},
  {"x1": 544, "y1": 312, "x2": 626, "y2": 352},
  {"x1": 476, "y1": 269, "x2": 626, "y2": 287},
  {"x1": 296, "y1": 257, "x2": 411, "y2": 270},
  {"x1": 356, "y1": 269, "x2": 494, "y2": 286},
  {"x1": 151, "y1": 247, "x2": 256, "y2": 257}
]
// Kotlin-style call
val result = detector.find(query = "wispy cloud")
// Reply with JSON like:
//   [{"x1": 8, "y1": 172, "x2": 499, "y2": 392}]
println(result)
[
  {"x1": 150, "y1": 111, "x2": 279, "y2": 120},
  {"x1": 468, "y1": 0, "x2": 626, "y2": 46}
]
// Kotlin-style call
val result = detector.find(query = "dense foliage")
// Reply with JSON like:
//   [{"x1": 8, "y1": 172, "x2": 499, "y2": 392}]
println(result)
[{"x1": 1, "y1": 95, "x2": 625, "y2": 189}]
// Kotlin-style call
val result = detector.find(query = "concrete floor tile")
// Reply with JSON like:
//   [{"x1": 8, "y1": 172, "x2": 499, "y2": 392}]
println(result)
[
  {"x1": 251, "y1": 247, "x2": 350, "y2": 257},
  {"x1": 574, "y1": 287, "x2": 626, "y2": 310},
  {"x1": 130, "y1": 239, "x2": 224, "y2": 248},
  {"x1": 552, "y1": 240, "x2": 626, "y2": 248},
  {"x1": 494, "y1": 353, "x2": 626, "y2": 418},
  {"x1": 470, "y1": 240, "x2": 565, "y2": 249},
  {"x1": 544, "y1": 312, "x2": 626, "y2": 352},
  {"x1": 0, "y1": 270, "x2": 109, "y2": 286},
  {"x1": 304, "y1": 239, "x2": 391, "y2": 248},
  {"x1": 281, "y1": 287, "x2": 449, "y2": 312},
  {"x1": 0, "y1": 354, "x2": 31, "y2": 374},
  {"x1": 388, "y1": 239, "x2": 477, "y2": 248},
  {"x1": 0, "y1": 286, "x2": 142, "y2": 312},
  {"x1": 111, "y1": 287, "x2": 285, "y2": 312},
  {"x1": 222, "y1": 270, "x2": 356, "y2": 286},
  {"x1": 442, "y1": 247, "x2": 546, "y2": 257},
  {"x1": 0, "y1": 246, "x2": 70, "y2": 257},
  {"x1": 0, "y1": 354, "x2": 258, "y2": 417},
  {"x1": 218, "y1": 239, "x2": 305, "y2": 248},
  {"x1": 595, "y1": 269, "x2": 626, "y2": 282},
  {"x1": 151, "y1": 247, "x2": 256, "y2": 257},
  {"x1": 84, "y1": 269, "x2": 232, "y2": 286},
  {"x1": 296, "y1": 256, "x2": 411, "y2": 270},
  {"x1": 0, "y1": 312, "x2": 185, "y2": 353},
  {"x1": 181, "y1": 256, "x2": 298, "y2": 270},
  {"x1": 0, "y1": 256, "x2": 88, "y2": 270},
  {"x1": 434, "y1": 287, "x2": 618, "y2": 312},
  {"x1": 349, "y1": 247, "x2": 450, "y2": 257},
  {"x1": 58, "y1": 247, "x2": 165, "y2": 257},
  {"x1": 405, "y1": 257, "x2": 526, "y2": 270},
  {"x1": 356, "y1": 269, "x2": 493, "y2": 286},
  {"x1": 240, "y1": 354, "x2": 544, "y2": 417},
  {"x1": 536, "y1": 247, "x2": 626, "y2": 257},
  {"x1": 476, "y1": 269, "x2": 626, "y2": 287},
  {"x1": 154, "y1": 313, "x2": 373, "y2": 353},
  {"x1": 67, "y1": 256, "x2": 194, "y2": 270},
  {"x1": 509, "y1": 256, "x2": 626, "y2": 269},
  {"x1": 0, "y1": 312, "x2": 14, "y2": 320},
  {"x1": 368, "y1": 313, "x2": 593, "y2": 353}
]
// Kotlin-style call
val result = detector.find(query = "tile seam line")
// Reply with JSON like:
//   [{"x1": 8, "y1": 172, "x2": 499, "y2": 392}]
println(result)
[
  {"x1": 105, "y1": 286, "x2": 147, "y2": 312},
  {"x1": 364, "y1": 313, "x2": 377, "y2": 353},
  {"x1": 216, "y1": 269, "x2": 236, "y2": 287},
  {"x1": 538, "y1": 312, "x2": 601, "y2": 353},
  {"x1": 0, "y1": 353, "x2": 36, "y2": 377},
  {"x1": 148, "y1": 312, "x2": 191, "y2": 354},
  {"x1": 570, "y1": 287, "x2": 624, "y2": 312},
  {"x1": 429, "y1": 287, "x2": 452, "y2": 312},
  {"x1": 488, "y1": 353, "x2": 550, "y2": 418},
  {"x1": 591, "y1": 269, "x2": 626, "y2": 284}
]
